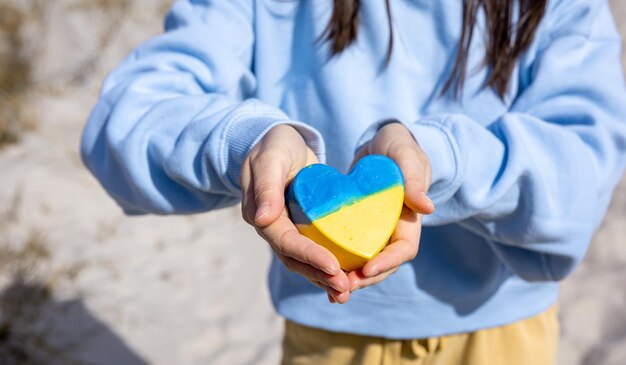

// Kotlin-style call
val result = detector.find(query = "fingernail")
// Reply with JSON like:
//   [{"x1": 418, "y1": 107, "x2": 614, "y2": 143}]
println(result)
[
  {"x1": 322, "y1": 265, "x2": 338, "y2": 276},
  {"x1": 327, "y1": 292, "x2": 336, "y2": 304},
  {"x1": 421, "y1": 192, "x2": 435, "y2": 210},
  {"x1": 336, "y1": 294, "x2": 347, "y2": 304},
  {"x1": 255, "y1": 202, "x2": 271, "y2": 222},
  {"x1": 367, "y1": 267, "x2": 379, "y2": 277},
  {"x1": 332, "y1": 281, "x2": 348, "y2": 293}
]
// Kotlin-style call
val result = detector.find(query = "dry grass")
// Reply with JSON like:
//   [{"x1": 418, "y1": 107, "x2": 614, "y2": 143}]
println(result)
[
  {"x1": 67, "y1": 0, "x2": 128, "y2": 11},
  {"x1": 0, "y1": 0, "x2": 173, "y2": 149},
  {"x1": 0, "y1": 0, "x2": 136, "y2": 149},
  {"x1": 0, "y1": 2, "x2": 42, "y2": 148},
  {"x1": 63, "y1": 0, "x2": 131, "y2": 89}
]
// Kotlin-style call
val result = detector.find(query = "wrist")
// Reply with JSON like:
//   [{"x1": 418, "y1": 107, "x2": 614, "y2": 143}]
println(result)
[
  {"x1": 355, "y1": 118, "x2": 412, "y2": 156},
  {"x1": 271, "y1": 122, "x2": 327, "y2": 164},
  {"x1": 269, "y1": 124, "x2": 306, "y2": 144},
  {"x1": 378, "y1": 120, "x2": 414, "y2": 140}
]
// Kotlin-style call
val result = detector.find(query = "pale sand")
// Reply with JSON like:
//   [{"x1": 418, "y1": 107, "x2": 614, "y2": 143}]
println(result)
[{"x1": 0, "y1": 1, "x2": 625, "y2": 364}]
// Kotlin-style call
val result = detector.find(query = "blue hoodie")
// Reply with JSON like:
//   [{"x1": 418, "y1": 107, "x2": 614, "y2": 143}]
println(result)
[{"x1": 81, "y1": 0, "x2": 626, "y2": 338}]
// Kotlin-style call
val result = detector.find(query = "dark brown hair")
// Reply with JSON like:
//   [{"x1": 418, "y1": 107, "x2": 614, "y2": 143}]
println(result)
[{"x1": 322, "y1": 0, "x2": 547, "y2": 98}]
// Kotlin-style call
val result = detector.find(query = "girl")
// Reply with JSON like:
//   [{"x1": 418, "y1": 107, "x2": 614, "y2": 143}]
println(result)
[{"x1": 81, "y1": 0, "x2": 626, "y2": 364}]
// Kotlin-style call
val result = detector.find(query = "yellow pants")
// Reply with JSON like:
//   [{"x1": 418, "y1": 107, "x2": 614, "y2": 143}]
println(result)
[{"x1": 281, "y1": 305, "x2": 558, "y2": 365}]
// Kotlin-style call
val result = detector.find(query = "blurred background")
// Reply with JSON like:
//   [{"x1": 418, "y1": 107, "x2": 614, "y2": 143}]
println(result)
[{"x1": 0, "y1": 1, "x2": 625, "y2": 364}]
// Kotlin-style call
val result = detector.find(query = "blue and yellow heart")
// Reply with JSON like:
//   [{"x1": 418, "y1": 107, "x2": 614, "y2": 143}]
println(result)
[{"x1": 287, "y1": 155, "x2": 405, "y2": 271}]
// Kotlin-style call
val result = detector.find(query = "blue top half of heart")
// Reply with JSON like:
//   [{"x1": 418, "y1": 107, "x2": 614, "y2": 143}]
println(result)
[{"x1": 287, "y1": 155, "x2": 404, "y2": 222}]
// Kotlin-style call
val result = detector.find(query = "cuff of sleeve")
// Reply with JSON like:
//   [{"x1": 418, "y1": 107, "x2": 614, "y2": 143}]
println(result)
[
  {"x1": 409, "y1": 119, "x2": 460, "y2": 203},
  {"x1": 222, "y1": 112, "x2": 326, "y2": 191},
  {"x1": 355, "y1": 117, "x2": 461, "y2": 205}
]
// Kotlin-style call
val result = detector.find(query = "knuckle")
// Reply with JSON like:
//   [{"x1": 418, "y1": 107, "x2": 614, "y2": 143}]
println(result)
[
  {"x1": 359, "y1": 278, "x2": 376, "y2": 289},
  {"x1": 403, "y1": 242, "x2": 419, "y2": 262},
  {"x1": 405, "y1": 176, "x2": 423, "y2": 189},
  {"x1": 386, "y1": 247, "x2": 408, "y2": 268},
  {"x1": 297, "y1": 242, "x2": 315, "y2": 264},
  {"x1": 327, "y1": 276, "x2": 344, "y2": 289},
  {"x1": 254, "y1": 182, "x2": 280, "y2": 200},
  {"x1": 254, "y1": 149, "x2": 286, "y2": 167},
  {"x1": 277, "y1": 229, "x2": 297, "y2": 255},
  {"x1": 253, "y1": 179, "x2": 285, "y2": 200}
]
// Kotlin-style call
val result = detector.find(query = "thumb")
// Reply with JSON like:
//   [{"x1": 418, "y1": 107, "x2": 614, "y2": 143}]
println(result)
[
  {"x1": 391, "y1": 146, "x2": 435, "y2": 215},
  {"x1": 251, "y1": 152, "x2": 291, "y2": 226}
]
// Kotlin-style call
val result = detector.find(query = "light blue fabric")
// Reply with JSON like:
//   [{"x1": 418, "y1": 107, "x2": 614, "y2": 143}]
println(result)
[{"x1": 81, "y1": 0, "x2": 626, "y2": 338}]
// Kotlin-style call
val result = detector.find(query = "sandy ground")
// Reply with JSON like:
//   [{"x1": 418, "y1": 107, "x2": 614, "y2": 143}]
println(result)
[{"x1": 1, "y1": 1, "x2": 625, "y2": 364}]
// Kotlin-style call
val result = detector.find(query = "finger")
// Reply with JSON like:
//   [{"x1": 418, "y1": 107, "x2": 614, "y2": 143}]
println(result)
[
  {"x1": 258, "y1": 212, "x2": 342, "y2": 276},
  {"x1": 362, "y1": 208, "x2": 421, "y2": 277},
  {"x1": 250, "y1": 151, "x2": 290, "y2": 227},
  {"x1": 371, "y1": 123, "x2": 433, "y2": 214},
  {"x1": 363, "y1": 240, "x2": 414, "y2": 278},
  {"x1": 302, "y1": 147, "x2": 320, "y2": 174},
  {"x1": 349, "y1": 143, "x2": 370, "y2": 172},
  {"x1": 389, "y1": 145, "x2": 435, "y2": 215},
  {"x1": 326, "y1": 287, "x2": 351, "y2": 304},
  {"x1": 310, "y1": 280, "x2": 350, "y2": 304},
  {"x1": 298, "y1": 277, "x2": 345, "y2": 304},
  {"x1": 240, "y1": 161, "x2": 258, "y2": 225},
  {"x1": 347, "y1": 267, "x2": 399, "y2": 291},
  {"x1": 308, "y1": 281, "x2": 349, "y2": 304},
  {"x1": 277, "y1": 253, "x2": 350, "y2": 293}
]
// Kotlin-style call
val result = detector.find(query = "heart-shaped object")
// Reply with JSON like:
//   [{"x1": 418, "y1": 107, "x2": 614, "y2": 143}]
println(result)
[{"x1": 287, "y1": 155, "x2": 404, "y2": 271}]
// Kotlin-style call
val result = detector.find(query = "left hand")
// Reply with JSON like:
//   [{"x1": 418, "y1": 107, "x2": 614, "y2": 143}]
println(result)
[{"x1": 339, "y1": 122, "x2": 435, "y2": 298}]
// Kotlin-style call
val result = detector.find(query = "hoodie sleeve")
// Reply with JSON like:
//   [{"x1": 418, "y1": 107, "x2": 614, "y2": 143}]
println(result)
[
  {"x1": 357, "y1": 0, "x2": 626, "y2": 281},
  {"x1": 80, "y1": 0, "x2": 325, "y2": 215}
]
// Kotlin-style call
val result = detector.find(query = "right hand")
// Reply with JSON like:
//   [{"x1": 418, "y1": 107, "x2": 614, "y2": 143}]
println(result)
[{"x1": 240, "y1": 125, "x2": 351, "y2": 304}]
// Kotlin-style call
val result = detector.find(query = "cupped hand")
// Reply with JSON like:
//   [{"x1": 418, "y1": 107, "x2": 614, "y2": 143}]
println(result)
[
  {"x1": 348, "y1": 121, "x2": 435, "y2": 292},
  {"x1": 240, "y1": 125, "x2": 352, "y2": 303}
]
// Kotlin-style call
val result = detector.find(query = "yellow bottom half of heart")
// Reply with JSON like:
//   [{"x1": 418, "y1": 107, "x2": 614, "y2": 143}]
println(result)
[{"x1": 295, "y1": 185, "x2": 404, "y2": 271}]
